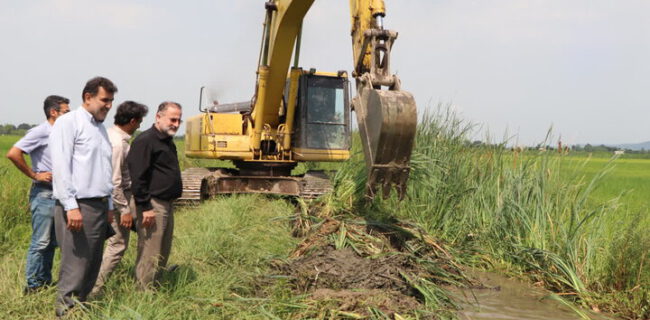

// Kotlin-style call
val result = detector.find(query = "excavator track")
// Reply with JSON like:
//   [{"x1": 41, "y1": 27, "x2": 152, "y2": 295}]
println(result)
[
  {"x1": 299, "y1": 171, "x2": 333, "y2": 199},
  {"x1": 177, "y1": 167, "x2": 213, "y2": 206},
  {"x1": 177, "y1": 168, "x2": 333, "y2": 205}
]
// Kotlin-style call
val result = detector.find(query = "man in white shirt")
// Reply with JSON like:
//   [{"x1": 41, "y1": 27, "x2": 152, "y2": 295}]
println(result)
[
  {"x1": 50, "y1": 76, "x2": 117, "y2": 317},
  {"x1": 91, "y1": 101, "x2": 148, "y2": 296}
]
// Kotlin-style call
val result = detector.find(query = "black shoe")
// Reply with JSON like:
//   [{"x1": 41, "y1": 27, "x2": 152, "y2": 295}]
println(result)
[
  {"x1": 166, "y1": 264, "x2": 179, "y2": 272},
  {"x1": 23, "y1": 286, "x2": 44, "y2": 295}
]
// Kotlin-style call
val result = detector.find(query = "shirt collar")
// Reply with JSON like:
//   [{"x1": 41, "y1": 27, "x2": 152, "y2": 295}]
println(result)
[
  {"x1": 111, "y1": 125, "x2": 132, "y2": 141},
  {"x1": 151, "y1": 124, "x2": 171, "y2": 141},
  {"x1": 79, "y1": 106, "x2": 101, "y2": 124}
]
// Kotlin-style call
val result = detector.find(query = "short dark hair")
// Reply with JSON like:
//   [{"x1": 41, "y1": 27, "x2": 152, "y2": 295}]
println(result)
[
  {"x1": 82, "y1": 76, "x2": 118, "y2": 102},
  {"x1": 114, "y1": 101, "x2": 148, "y2": 125},
  {"x1": 157, "y1": 101, "x2": 182, "y2": 114},
  {"x1": 43, "y1": 95, "x2": 70, "y2": 119}
]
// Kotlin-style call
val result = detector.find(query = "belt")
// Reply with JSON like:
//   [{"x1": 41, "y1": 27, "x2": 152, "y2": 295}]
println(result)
[
  {"x1": 54, "y1": 197, "x2": 110, "y2": 208},
  {"x1": 78, "y1": 197, "x2": 110, "y2": 203},
  {"x1": 32, "y1": 181, "x2": 53, "y2": 190}
]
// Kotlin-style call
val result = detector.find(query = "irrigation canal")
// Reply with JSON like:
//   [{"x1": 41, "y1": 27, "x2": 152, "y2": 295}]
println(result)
[{"x1": 451, "y1": 271, "x2": 616, "y2": 320}]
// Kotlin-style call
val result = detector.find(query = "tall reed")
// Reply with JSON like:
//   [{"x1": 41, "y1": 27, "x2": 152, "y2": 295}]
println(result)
[{"x1": 329, "y1": 107, "x2": 649, "y2": 318}]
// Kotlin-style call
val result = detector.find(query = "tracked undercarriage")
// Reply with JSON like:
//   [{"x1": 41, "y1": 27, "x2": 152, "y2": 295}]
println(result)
[{"x1": 177, "y1": 167, "x2": 333, "y2": 205}]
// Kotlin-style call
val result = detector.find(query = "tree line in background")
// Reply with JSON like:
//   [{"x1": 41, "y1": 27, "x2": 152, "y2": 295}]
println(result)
[
  {"x1": 469, "y1": 140, "x2": 650, "y2": 154},
  {"x1": 0, "y1": 123, "x2": 36, "y2": 136}
]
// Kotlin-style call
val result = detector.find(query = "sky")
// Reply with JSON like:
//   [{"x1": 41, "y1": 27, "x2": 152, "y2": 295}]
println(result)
[{"x1": 0, "y1": 0, "x2": 648, "y2": 146}]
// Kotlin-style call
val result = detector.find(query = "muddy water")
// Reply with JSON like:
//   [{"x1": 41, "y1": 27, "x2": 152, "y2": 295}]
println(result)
[{"x1": 451, "y1": 271, "x2": 615, "y2": 320}]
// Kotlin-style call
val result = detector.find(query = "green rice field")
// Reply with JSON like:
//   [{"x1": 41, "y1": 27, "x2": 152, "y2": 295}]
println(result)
[{"x1": 563, "y1": 155, "x2": 650, "y2": 213}]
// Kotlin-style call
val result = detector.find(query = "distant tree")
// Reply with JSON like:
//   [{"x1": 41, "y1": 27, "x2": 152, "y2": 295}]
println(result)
[
  {"x1": 4, "y1": 124, "x2": 16, "y2": 131},
  {"x1": 17, "y1": 123, "x2": 32, "y2": 130},
  {"x1": 0, "y1": 124, "x2": 16, "y2": 135}
]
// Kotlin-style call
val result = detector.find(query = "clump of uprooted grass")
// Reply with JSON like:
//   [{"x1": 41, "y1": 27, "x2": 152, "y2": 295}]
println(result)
[
  {"x1": 324, "y1": 107, "x2": 649, "y2": 319},
  {"x1": 272, "y1": 209, "x2": 473, "y2": 319}
]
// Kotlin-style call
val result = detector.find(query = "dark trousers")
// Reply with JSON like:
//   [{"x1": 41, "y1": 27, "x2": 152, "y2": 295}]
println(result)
[{"x1": 54, "y1": 198, "x2": 108, "y2": 309}]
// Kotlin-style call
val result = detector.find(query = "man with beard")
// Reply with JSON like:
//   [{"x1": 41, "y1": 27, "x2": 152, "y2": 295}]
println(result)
[
  {"x1": 127, "y1": 101, "x2": 183, "y2": 290},
  {"x1": 49, "y1": 77, "x2": 117, "y2": 316}
]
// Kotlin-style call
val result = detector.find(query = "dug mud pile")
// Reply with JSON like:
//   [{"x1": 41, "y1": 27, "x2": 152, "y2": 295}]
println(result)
[{"x1": 273, "y1": 218, "x2": 473, "y2": 318}]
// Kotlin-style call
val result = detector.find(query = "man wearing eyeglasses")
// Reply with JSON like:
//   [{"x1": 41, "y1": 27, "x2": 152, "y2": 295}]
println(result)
[
  {"x1": 127, "y1": 101, "x2": 183, "y2": 290},
  {"x1": 6, "y1": 95, "x2": 70, "y2": 295}
]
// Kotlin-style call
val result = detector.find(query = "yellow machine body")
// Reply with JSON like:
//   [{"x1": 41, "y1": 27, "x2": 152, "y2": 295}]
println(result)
[{"x1": 182, "y1": 0, "x2": 417, "y2": 201}]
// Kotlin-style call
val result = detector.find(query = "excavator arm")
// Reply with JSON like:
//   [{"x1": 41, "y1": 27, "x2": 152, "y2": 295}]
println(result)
[{"x1": 253, "y1": 0, "x2": 418, "y2": 199}]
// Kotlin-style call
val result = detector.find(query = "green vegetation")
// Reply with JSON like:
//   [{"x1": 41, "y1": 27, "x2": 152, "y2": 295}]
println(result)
[
  {"x1": 325, "y1": 110, "x2": 649, "y2": 318},
  {"x1": 0, "y1": 108, "x2": 649, "y2": 319},
  {"x1": 0, "y1": 196, "x2": 303, "y2": 319},
  {"x1": 563, "y1": 155, "x2": 650, "y2": 213},
  {"x1": 0, "y1": 135, "x2": 31, "y2": 253}
]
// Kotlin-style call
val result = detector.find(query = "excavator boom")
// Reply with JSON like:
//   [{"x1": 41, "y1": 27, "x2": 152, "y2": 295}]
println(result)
[
  {"x1": 258, "y1": 0, "x2": 417, "y2": 199},
  {"x1": 349, "y1": 2, "x2": 417, "y2": 199}
]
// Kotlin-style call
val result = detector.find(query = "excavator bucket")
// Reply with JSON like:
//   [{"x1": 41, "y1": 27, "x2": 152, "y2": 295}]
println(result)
[{"x1": 353, "y1": 87, "x2": 417, "y2": 200}]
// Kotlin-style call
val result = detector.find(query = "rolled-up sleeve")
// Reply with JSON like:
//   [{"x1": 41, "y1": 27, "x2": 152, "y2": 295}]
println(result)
[{"x1": 50, "y1": 117, "x2": 78, "y2": 211}]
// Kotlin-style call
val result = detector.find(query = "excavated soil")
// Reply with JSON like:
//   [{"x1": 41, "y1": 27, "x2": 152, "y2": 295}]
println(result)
[
  {"x1": 277, "y1": 245, "x2": 427, "y2": 316},
  {"x1": 270, "y1": 218, "x2": 465, "y2": 318},
  {"x1": 280, "y1": 246, "x2": 422, "y2": 294}
]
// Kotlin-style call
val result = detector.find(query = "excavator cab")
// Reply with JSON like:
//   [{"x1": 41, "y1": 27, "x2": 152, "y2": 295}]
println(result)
[{"x1": 292, "y1": 72, "x2": 351, "y2": 152}]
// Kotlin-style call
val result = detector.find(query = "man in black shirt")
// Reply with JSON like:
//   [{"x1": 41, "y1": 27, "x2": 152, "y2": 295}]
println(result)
[{"x1": 127, "y1": 101, "x2": 183, "y2": 290}]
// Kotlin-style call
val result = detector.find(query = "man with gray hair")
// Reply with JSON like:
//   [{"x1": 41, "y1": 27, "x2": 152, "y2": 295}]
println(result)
[
  {"x1": 91, "y1": 101, "x2": 149, "y2": 296},
  {"x1": 6, "y1": 95, "x2": 69, "y2": 294},
  {"x1": 127, "y1": 101, "x2": 183, "y2": 290}
]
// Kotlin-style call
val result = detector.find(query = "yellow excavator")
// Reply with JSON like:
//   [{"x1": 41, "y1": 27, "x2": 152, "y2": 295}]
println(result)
[{"x1": 181, "y1": 0, "x2": 417, "y2": 203}]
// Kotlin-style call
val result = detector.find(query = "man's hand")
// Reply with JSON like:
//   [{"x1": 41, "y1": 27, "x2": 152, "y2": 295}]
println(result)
[
  {"x1": 141, "y1": 210, "x2": 156, "y2": 229},
  {"x1": 120, "y1": 213, "x2": 133, "y2": 229},
  {"x1": 33, "y1": 171, "x2": 52, "y2": 182},
  {"x1": 66, "y1": 208, "x2": 83, "y2": 231}
]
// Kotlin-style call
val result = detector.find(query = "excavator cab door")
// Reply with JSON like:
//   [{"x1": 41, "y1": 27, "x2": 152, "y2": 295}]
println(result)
[{"x1": 293, "y1": 74, "x2": 351, "y2": 151}]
